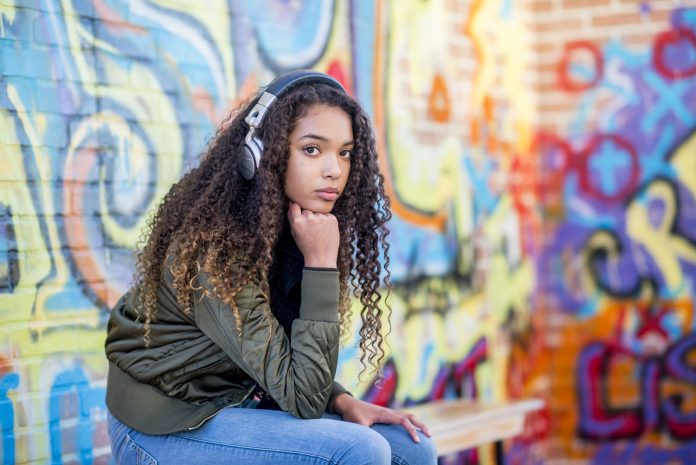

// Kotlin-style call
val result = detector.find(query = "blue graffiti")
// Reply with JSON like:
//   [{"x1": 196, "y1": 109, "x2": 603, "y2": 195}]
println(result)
[
  {"x1": 0, "y1": 372, "x2": 19, "y2": 465},
  {"x1": 592, "y1": 441, "x2": 696, "y2": 465},
  {"x1": 587, "y1": 138, "x2": 634, "y2": 196},
  {"x1": 350, "y1": 0, "x2": 378, "y2": 116},
  {"x1": 639, "y1": 122, "x2": 677, "y2": 182},
  {"x1": 49, "y1": 367, "x2": 105, "y2": 465},
  {"x1": 641, "y1": 69, "x2": 696, "y2": 133},
  {"x1": 245, "y1": 0, "x2": 335, "y2": 71}
]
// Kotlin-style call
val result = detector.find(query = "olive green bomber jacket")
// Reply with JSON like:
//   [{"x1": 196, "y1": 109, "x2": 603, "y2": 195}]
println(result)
[{"x1": 105, "y1": 267, "x2": 350, "y2": 435}]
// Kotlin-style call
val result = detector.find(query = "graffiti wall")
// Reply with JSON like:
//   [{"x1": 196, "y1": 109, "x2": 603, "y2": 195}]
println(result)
[
  {"x1": 0, "y1": 0, "x2": 694, "y2": 464},
  {"x1": 533, "y1": 1, "x2": 696, "y2": 463}
]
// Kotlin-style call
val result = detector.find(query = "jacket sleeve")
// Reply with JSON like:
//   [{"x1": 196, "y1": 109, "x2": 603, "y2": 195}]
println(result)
[{"x1": 194, "y1": 268, "x2": 340, "y2": 419}]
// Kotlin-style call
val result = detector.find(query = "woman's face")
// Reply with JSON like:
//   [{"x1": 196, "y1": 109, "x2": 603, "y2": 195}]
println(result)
[{"x1": 284, "y1": 104, "x2": 353, "y2": 214}]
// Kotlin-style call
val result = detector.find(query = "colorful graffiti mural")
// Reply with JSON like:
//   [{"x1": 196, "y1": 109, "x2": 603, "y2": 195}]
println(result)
[
  {"x1": 535, "y1": 4, "x2": 696, "y2": 464},
  {"x1": 0, "y1": 0, "x2": 694, "y2": 464}
]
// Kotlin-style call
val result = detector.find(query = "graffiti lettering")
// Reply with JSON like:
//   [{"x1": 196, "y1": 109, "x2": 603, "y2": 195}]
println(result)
[{"x1": 578, "y1": 334, "x2": 696, "y2": 440}]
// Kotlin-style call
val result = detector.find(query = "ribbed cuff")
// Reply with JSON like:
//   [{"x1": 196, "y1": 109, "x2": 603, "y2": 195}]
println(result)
[
  {"x1": 304, "y1": 266, "x2": 338, "y2": 272},
  {"x1": 299, "y1": 268, "x2": 339, "y2": 322}
]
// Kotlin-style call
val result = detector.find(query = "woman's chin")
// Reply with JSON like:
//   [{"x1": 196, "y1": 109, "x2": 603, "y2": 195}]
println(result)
[{"x1": 292, "y1": 199, "x2": 335, "y2": 214}]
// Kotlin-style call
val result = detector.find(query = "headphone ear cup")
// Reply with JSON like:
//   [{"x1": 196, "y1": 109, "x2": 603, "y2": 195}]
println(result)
[{"x1": 239, "y1": 136, "x2": 264, "y2": 180}]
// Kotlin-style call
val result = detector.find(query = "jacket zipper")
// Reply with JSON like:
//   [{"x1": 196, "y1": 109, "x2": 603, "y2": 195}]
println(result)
[{"x1": 186, "y1": 384, "x2": 257, "y2": 430}]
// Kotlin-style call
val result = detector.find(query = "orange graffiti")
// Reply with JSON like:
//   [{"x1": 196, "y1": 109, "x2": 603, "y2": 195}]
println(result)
[
  {"x1": 428, "y1": 74, "x2": 451, "y2": 123},
  {"x1": 63, "y1": 148, "x2": 121, "y2": 308}
]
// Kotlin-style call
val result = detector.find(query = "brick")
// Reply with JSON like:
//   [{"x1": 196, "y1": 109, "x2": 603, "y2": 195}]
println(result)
[
  {"x1": 11, "y1": 237, "x2": 53, "y2": 274},
  {"x1": 622, "y1": 33, "x2": 656, "y2": 47},
  {"x1": 562, "y1": 0, "x2": 611, "y2": 8},
  {"x1": 538, "y1": 60, "x2": 563, "y2": 75},
  {"x1": 0, "y1": 44, "x2": 56, "y2": 80},
  {"x1": 532, "y1": 41, "x2": 561, "y2": 54},
  {"x1": 2, "y1": 0, "x2": 90, "y2": 17},
  {"x1": 9, "y1": 431, "x2": 50, "y2": 463},
  {"x1": 1, "y1": 6, "x2": 41, "y2": 44},
  {"x1": 528, "y1": 0, "x2": 555, "y2": 12},
  {"x1": 33, "y1": 79, "x2": 63, "y2": 114},
  {"x1": 32, "y1": 14, "x2": 67, "y2": 46},
  {"x1": 591, "y1": 11, "x2": 641, "y2": 27},
  {"x1": 534, "y1": 18, "x2": 585, "y2": 33}
]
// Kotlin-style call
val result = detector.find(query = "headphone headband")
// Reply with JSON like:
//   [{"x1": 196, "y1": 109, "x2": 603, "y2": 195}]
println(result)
[
  {"x1": 244, "y1": 70, "x2": 347, "y2": 131},
  {"x1": 263, "y1": 70, "x2": 346, "y2": 98},
  {"x1": 239, "y1": 71, "x2": 348, "y2": 180}
]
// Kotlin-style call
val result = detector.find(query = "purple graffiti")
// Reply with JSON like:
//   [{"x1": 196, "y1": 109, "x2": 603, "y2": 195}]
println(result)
[{"x1": 578, "y1": 335, "x2": 696, "y2": 441}]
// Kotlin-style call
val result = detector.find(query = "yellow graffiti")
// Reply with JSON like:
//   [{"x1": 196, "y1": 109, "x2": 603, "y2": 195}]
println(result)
[
  {"x1": 497, "y1": 18, "x2": 534, "y2": 154},
  {"x1": 483, "y1": 195, "x2": 535, "y2": 402},
  {"x1": 467, "y1": 0, "x2": 534, "y2": 157},
  {"x1": 336, "y1": 196, "x2": 534, "y2": 407},
  {"x1": 467, "y1": 0, "x2": 494, "y2": 111},
  {"x1": 0, "y1": 112, "x2": 52, "y2": 319},
  {"x1": 0, "y1": 110, "x2": 107, "y2": 463},
  {"x1": 627, "y1": 179, "x2": 696, "y2": 293},
  {"x1": 0, "y1": 3, "x2": 15, "y2": 37},
  {"x1": 386, "y1": 0, "x2": 462, "y2": 215},
  {"x1": 5, "y1": 86, "x2": 74, "y2": 324}
]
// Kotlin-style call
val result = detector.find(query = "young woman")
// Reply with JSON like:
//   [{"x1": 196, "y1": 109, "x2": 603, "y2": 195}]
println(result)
[{"x1": 105, "y1": 71, "x2": 438, "y2": 464}]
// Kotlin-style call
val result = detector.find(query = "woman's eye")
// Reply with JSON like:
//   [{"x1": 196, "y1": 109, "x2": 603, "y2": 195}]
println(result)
[
  {"x1": 340, "y1": 150, "x2": 352, "y2": 159},
  {"x1": 304, "y1": 146, "x2": 319, "y2": 155}
]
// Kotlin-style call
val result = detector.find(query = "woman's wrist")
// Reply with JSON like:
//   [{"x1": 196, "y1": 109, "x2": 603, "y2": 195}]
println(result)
[
  {"x1": 332, "y1": 392, "x2": 354, "y2": 415},
  {"x1": 304, "y1": 256, "x2": 337, "y2": 268}
]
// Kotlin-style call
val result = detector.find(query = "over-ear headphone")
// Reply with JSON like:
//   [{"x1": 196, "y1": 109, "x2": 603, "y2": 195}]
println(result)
[{"x1": 239, "y1": 70, "x2": 347, "y2": 180}]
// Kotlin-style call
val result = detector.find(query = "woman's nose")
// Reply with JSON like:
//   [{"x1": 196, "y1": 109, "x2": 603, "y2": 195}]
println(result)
[{"x1": 323, "y1": 154, "x2": 342, "y2": 178}]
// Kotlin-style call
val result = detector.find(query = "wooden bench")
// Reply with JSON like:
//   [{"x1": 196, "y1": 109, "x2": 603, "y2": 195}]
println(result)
[{"x1": 403, "y1": 398, "x2": 544, "y2": 463}]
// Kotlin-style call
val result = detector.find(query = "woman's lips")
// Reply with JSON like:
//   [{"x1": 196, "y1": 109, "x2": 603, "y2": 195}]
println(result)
[{"x1": 316, "y1": 190, "x2": 339, "y2": 201}]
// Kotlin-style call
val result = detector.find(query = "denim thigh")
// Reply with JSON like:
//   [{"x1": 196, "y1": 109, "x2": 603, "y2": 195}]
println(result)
[
  {"x1": 321, "y1": 413, "x2": 437, "y2": 465},
  {"x1": 108, "y1": 409, "x2": 436, "y2": 465}
]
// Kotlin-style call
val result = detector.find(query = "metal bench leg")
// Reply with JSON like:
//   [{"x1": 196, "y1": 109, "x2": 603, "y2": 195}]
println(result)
[{"x1": 495, "y1": 439, "x2": 505, "y2": 465}]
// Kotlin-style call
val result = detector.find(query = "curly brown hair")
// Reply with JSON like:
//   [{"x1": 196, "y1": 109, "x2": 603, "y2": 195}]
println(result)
[{"x1": 133, "y1": 81, "x2": 392, "y2": 376}]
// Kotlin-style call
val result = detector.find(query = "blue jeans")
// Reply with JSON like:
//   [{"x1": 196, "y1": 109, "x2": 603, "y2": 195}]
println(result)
[{"x1": 107, "y1": 407, "x2": 437, "y2": 465}]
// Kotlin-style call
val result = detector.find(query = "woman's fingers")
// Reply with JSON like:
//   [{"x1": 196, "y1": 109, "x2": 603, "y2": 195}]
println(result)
[
  {"x1": 378, "y1": 410, "x2": 421, "y2": 443},
  {"x1": 287, "y1": 201, "x2": 339, "y2": 268},
  {"x1": 287, "y1": 201, "x2": 302, "y2": 221},
  {"x1": 406, "y1": 413, "x2": 432, "y2": 437},
  {"x1": 398, "y1": 416, "x2": 421, "y2": 443}
]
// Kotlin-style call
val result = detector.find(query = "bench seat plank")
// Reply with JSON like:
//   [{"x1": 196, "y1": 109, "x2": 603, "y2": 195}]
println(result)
[{"x1": 403, "y1": 398, "x2": 544, "y2": 456}]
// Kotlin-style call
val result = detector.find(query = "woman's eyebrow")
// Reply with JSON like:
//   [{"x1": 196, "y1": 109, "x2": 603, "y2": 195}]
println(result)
[
  {"x1": 298, "y1": 133, "x2": 354, "y2": 146},
  {"x1": 299, "y1": 133, "x2": 328, "y2": 142}
]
